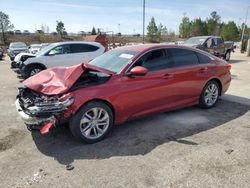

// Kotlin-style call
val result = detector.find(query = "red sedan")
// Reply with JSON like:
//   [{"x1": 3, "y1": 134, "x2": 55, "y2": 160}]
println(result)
[{"x1": 16, "y1": 44, "x2": 231, "y2": 143}]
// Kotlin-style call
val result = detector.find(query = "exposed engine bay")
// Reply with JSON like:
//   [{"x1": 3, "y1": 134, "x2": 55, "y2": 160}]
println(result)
[{"x1": 70, "y1": 71, "x2": 111, "y2": 90}]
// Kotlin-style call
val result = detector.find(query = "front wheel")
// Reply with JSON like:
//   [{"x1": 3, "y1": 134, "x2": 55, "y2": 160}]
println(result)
[
  {"x1": 69, "y1": 101, "x2": 114, "y2": 143},
  {"x1": 25, "y1": 65, "x2": 44, "y2": 78},
  {"x1": 199, "y1": 80, "x2": 220, "y2": 108}
]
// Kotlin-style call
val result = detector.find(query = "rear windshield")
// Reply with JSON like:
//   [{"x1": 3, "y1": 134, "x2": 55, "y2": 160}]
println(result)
[
  {"x1": 184, "y1": 37, "x2": 207, "y2": 45},
  {"x1": 10, "y1": 42, "x2": 27, "y2": 48}
]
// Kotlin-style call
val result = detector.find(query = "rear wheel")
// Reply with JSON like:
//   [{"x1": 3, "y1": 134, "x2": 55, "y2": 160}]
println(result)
[
  {"x1": 199, "y1": 80, "x2": 220, "y2": 108},
  {"x1": 69, "y1": 101, "x2": 114, "y2": 143},
  {"x1": 224, "y1": 51, "x2": 231, "y2": 61}
]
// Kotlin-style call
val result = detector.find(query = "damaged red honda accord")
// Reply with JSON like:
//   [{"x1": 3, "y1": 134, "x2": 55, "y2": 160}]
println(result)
[{"x1": 16, "y1": 44, "x2": 231, "y2": 143}]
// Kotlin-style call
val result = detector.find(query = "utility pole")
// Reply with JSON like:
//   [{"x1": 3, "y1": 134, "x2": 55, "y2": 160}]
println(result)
[
  {"x1": 241, "y1": 5, "x2": 250, "y2": 41},
  {"x1": 118, "y1": 24, "x2": 120, "y2": 34},
  {"x1": 142, "y1": 0, "x2": 145, "y2": 43}
]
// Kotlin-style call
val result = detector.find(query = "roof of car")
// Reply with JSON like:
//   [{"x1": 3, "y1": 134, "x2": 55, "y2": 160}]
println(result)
[
  {"x1": 112, "y1": 43, "x2": 215, "y2": 61},
  {"x1": 189, "y1": 36, "x2": 221, "y2": 39},
  {"x1": 113, "y1": 43, "x2": 188, "y2": 52},
  {"x1": 52, "y1": 41, "x2": 102, "y2": 46}
]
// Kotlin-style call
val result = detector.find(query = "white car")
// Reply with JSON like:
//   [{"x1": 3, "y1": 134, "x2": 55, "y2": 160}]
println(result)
[
  {"x1": 17, "y1": 41, "x2": 105, "y2": 78},
  {"x1": 29, "y1": 44, "x2": 42, "y2": 54}
]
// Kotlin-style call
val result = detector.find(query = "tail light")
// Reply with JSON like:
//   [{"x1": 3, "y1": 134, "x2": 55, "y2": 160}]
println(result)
[{"x1": 226, "y1": 64, "x2": 232, "y2": 71}]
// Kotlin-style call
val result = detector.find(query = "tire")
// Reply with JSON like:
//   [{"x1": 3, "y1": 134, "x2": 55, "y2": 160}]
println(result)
[
  {"x1": 224, "y1": 51, "x2": 231, "y2": 61},
  {"x1": 26, "y1": 65, "x2": 44, "y2": 77},
  {"x1": 199, "y1": 80, "x2": 220, "y2": 108},
  {"x1": 69, "y1": 101, "x2": 114, "y2": 143}
]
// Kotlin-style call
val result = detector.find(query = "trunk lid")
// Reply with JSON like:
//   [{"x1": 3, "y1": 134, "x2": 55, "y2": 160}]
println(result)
[{"x1": 23, "y1": 63, "x2": 115, "y2": 95}]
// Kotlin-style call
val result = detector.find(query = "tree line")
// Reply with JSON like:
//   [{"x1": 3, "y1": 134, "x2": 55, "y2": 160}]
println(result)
[
  {"x1": 146, "y1": 11, "x2": 248, "y2": 42},
  {"x1": 1, "y1": 10, "x2": 250, "y2": 45},
  {"x1": 179, "y1": 11, "x2": 245, "y2": 41}
]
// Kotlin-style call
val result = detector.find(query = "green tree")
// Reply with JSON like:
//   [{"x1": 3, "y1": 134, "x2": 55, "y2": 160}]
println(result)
[
  {"x1": 239, "y1": 23, "x2": 250, "y2": 38},
  {"x1": 0, "y1": 11, "x2": 14, "y2": 45},
  {"x1": 161, "y1": 26, "x2": 168, "y2": 41},
  {"x1": 207, "y1": 11, "x2": 221, "y2": 35},
  {"x1": 147, "y1": 17, "x2": 158, "y2": 42},
  {"x1": 56, "y1": 21, "x2": 65, "y2": 36},
  {"x1": 221, "y1": 21, "x2": 239, "y2": 41},
  {"x1": 191, "y1": 18, "x2": 207, "y2": 36},
  {"x1": 179, "y1": 16, "x2": 191, "y2": 38},
  {"x1": 91, "y1": 27, "x2": 96, "y2": 35},
  {"x1": 157, "y1": 23, "x2": 163, "y2": 41}
]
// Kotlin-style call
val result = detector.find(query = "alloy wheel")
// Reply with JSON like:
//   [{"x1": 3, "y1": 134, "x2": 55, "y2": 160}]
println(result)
[
  {"x1": 80, "y1": 107, "x2": 110, "y2": 139},
  {"x1": 30, "y1": 68, "x2": 41, "y2": 76},
  {"x1": 204, "y1": 83, "x2": 219, "y2": 106}
]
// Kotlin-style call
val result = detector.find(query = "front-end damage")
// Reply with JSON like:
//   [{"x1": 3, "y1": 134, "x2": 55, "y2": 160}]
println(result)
[
  {"x1": 16, "y1": 63, "x2": 114, "y2": 135},
  {"x1": 16, "y1": 87, "x2": 74, "y2": 134}
]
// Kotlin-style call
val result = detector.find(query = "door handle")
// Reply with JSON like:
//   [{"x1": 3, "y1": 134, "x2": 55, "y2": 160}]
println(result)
[
  {"x1": 199, "y1": 67, "x2": 208, "y2": 73},
  {"x1": 162, "y1": 73, "x2": 173, "y2": 79}
]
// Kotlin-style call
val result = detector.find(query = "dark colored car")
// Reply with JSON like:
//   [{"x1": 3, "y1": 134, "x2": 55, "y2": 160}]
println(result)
[
  {"x1": 183, "y1": 36, "x2": 234, "y2": 61},
  {"x1": 7, "y1": 42, "x2": 29, "y2": 60},
  {"x1": 16, "y1": 44, "x2": 231, "y2": 143}
]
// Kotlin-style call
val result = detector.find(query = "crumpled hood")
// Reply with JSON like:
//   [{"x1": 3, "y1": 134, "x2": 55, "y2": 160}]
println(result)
[{"x1": 23, "y1": 63, "x2": 115, "y2": 95}]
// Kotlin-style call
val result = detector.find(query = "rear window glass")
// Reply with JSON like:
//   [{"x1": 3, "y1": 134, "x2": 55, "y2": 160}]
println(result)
[
  {"x1": 196, "y1": 52, "x2": 211, "y2": 64},
  {"x1": 168, "y1": 48, "x2": 199, "y2": 67},
  {"x1": 71, "y1": 44, "x2": 99, "y2": 53}
]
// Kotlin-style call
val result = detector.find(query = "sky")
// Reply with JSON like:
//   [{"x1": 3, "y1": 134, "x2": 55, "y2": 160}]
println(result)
[{"x1": 0, "y1": 0, "x2": 249, "y2": 34}]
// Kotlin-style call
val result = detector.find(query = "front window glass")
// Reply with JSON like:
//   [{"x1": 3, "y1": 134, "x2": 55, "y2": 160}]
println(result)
[
  {"x1": 36, "y1": 43, "x2": 54, "y2": 56},
  {"x1": 89, "y1": 50, "x2": 138, "y2": 73},
  {"x1": 48, "y1": 45, "x2": 71, "y2": 55},
  {"x1": 132, "y1": 49, "x2": 173, "y2": 72}
]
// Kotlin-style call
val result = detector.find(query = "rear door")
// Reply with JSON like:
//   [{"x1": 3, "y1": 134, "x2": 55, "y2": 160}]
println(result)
[
  {"x1": 215, "y1": 37, "x2": 225, "y2": 56},
  {"x1": 166, "y1": 48, "x2": 206, "y2": 103}
]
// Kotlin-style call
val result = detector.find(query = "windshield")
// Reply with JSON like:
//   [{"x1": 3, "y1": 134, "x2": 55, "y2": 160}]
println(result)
[
  {"x1": 10, "y1": 42, "x2": 27, "y2": 48},
  {"x1": 35, "y1": 43, "x2": 55, "y2": 56},
  {"x1": 184, "y1": 37, "x2": 207, "y2": 45},
  {"x1": 89, "y1": 50, "x2": 138, "y2": 73}
]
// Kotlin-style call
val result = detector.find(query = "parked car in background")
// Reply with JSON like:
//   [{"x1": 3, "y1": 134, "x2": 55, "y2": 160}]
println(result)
[
  {"x1": 182, "y1": 36, "x2": 234, "y2": 61},
  {"x1": 11, "y1": 43, "x2": 51, "y2": 69},
  {"x1": 29, "y1": 44, "x2": 42, "y2": 54},
  {"x1": 15, "y1": 44, "x2": 231, "y2": 143},
  {"x1": 0, "y1": 47, "x2": 3, "y2": 60},
  {"x1": 15, "y1": 41, "x2": 105, "y2": 78},
  {"x1": 7, "y1": 42, "x2": 28, "y2": 60},
  {"x1": 14, "y1": 30, "x2": 22, "y2": 35},
  {"x1": 23, "y1": 30, "x2": 31, "y2": 35}
]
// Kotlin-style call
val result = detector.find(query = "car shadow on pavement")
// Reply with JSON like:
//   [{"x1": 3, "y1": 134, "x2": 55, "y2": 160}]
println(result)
[
  {"x1": 31, "y1": 100, "x2": 250, "y2": 165},
  {"x1": 229, "y1": 59, "x2": 247, "y2": 64}
]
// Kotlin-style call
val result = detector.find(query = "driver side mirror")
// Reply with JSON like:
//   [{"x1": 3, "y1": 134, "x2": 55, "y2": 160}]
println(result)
[{"x1": 126, "y1": 66, "x2": 148, "y2": 77}]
